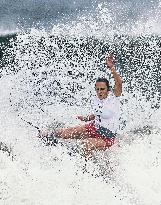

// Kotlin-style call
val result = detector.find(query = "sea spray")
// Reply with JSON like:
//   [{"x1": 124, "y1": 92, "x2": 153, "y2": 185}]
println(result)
[{"x1": 0, "y1": 1, "x2": 161, "y2": 205}]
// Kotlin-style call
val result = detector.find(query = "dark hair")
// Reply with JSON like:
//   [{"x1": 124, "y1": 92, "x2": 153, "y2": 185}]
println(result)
[{"x1": 95, "y1": 78, "x2": 110, "y2": 90}]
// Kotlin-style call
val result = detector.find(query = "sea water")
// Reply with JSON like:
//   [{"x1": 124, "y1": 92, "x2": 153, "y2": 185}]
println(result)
[{"x1": 0, "y1": 0, "x2": 161, "y2": 204}]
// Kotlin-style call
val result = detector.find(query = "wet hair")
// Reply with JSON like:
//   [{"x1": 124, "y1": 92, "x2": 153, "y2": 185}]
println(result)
[{"x1": 95, "y1": 78, "x2": 110, "y2": 91}]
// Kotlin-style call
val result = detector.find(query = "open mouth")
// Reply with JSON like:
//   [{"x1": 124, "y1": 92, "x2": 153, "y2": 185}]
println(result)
[{"x1": 98, "y1": 95, "x2": 103, "y2": 98}]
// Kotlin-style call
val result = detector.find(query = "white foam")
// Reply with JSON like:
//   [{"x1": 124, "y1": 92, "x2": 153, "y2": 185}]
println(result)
[
  {"x1": 1, "y1": 4, "x2": 161, "y2": 202},
  {"x1": 51, "y1": 2, "x2": 161, "y2": 37},
  {"x1": 0, "y1": 72, "x2": 161, "y2": 204}
]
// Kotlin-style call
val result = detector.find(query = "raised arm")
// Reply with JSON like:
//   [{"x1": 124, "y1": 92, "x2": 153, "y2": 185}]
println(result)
[{"x1": 105, "y1": 54, "x2": 122, "y2": 97}]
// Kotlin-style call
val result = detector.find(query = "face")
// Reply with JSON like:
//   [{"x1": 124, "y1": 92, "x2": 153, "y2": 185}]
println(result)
[{"x1": 95, "y1": 82, "x2": 109, "y2": 100}]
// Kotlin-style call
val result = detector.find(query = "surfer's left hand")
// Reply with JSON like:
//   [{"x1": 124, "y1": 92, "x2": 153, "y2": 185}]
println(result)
[
  {"x1": 77, "y1": 116, "x2": 84, "y2": 121},
  {"x1": 105, "y1": 54, "x2": 114, "y2": 69}
]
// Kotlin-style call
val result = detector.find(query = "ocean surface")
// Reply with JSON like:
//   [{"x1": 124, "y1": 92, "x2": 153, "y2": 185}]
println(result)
[{"x1": 0, "y1": 0, "x2": 161, "y2": 205}]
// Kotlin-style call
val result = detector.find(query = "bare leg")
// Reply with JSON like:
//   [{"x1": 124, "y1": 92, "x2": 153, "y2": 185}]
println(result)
[
  {"x1": 55, "y1": 125, "x2": 109, "y2": 158},
  {"x1": 81, "y1": 138, "x2": 107, "y2": 158},
  {"x1": 39, "y1": 124, "x2": 108, "y2": 158},
  {"x1": 55, "y1": 124, "x2": 90, "y2": 139}
]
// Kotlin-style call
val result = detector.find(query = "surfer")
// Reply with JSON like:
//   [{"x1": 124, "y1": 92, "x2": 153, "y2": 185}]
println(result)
[{"x1": 40, "y1": 54, "x2": 122, "y2": 157}]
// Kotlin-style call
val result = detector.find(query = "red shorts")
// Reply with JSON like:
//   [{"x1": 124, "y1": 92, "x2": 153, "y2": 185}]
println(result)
[{"x1": 85, "y1": 123, "x2": 115, "y2": 148}]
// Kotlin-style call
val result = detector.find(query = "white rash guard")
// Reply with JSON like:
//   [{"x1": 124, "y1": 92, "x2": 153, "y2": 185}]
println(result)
[{"x1": 91, "y1": 92, "x2": 120, "y2": 133}]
